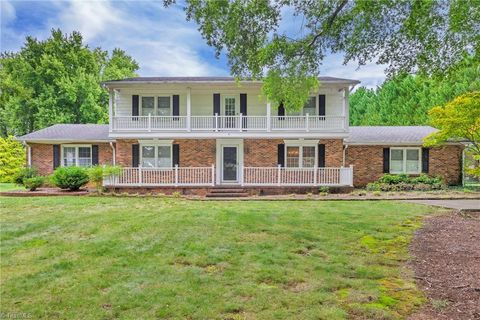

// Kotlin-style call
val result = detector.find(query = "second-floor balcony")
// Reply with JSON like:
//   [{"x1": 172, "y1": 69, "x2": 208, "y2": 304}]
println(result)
[{"x1": 112, "y1": 114, "x2": 347, "y2": 133}]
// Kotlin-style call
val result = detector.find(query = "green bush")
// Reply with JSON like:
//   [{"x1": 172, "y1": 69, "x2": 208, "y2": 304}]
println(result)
[
  {"x1": 378, "y1": 174, "x2": 409, "y2": 184},
  {"x1": 13, "y1": 167, "x2": 38, "y2": 185},
  {"x1": 23, "y1": 176, "x2": 44, "y2": 191},
  {"x1": 52, "y1": 166, "x2": 89, "y2": 191},
  {"x1": 410, "y1": 173, "x2": 443, "y2": 185},
  {"x1": 88, "y1": 165, "x2": 122, "y2": 193},
  {"x1": 0, "y1": 136, "x2": 25, "y2": 182}
]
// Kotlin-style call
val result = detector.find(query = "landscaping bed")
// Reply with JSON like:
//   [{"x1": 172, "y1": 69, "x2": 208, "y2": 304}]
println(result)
[{"x1": 410, "y1": 211, "x2": 480, "y2": 320}]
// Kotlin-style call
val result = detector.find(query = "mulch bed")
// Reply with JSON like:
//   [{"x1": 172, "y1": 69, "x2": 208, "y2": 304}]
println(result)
[
  {"x1": 409, "y1": 211, "x2": 480, "y2": 320},
  {"x1": 0, "y1": 188, "x2": 89, "y2": 197}
]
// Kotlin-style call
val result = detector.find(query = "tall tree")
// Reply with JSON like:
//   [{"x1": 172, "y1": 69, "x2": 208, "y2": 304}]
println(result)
[
  {"x1": 0, "y1": 29, "x2": 139, "y2": 136},
  {"x1": 349, "y1": 56, "x2": 480, "y2": 125},
  {"x1": 166, "y1": 0, "x2": 479, "y2": 110}
]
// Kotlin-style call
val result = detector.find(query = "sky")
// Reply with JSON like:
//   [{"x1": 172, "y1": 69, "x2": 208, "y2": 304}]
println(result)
[{"x1": 1, "y1": 0, "x2": 387, "y2": 88}]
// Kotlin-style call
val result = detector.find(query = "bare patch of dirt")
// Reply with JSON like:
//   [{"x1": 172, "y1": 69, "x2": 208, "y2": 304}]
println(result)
[{"x1": 409, "y1": 211, "x2": 480, "y2": 320}]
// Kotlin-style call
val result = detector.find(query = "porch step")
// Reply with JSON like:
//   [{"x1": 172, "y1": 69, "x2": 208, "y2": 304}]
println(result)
[{"x1": 206, "y1": 188, "x2": 249, "y2": 198}]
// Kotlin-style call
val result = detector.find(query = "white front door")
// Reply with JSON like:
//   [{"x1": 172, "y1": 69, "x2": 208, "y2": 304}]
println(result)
[{"x1": 216, "y1": 139, "x2": 243, "y2": 185}]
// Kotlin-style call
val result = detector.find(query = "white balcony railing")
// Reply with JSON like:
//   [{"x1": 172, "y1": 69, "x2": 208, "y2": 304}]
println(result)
[
  {"x1": 112, "y1": 114, "x2": 346, "y2": 133},
  {"x1": 103, "y1": 165, "x2": 353, "y2": 187}
]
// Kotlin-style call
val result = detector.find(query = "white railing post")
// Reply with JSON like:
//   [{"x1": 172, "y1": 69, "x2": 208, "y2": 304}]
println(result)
[
  {"x1": 215, "y1": 113, "x2": 218, "y2": 132},
  {"x1": 313, "y1": 165, "x2": 317, "y2": 186},
  {"x1": 148, "y1": 114, "x2": 152, "y2": 132},
  {"x1": 187, "y1": 87, "x2": 191, "y2": 132},
  {"x1": 138, "y1": 167, "x2": 142, "y2": 186},
  {"x1": 174, "y1": 165, "x2": 179, "y2": 186},
  {"x1": 349, "y1": 165, "x2": 354, "y2": 186},
  {"x1": 277, "y1": 164, "x2": 281, "y2": 186},
  {"x1": 306, "y1": 113, "x2": 310, "y2": 132},
  {"x1": 239, "y1": 113, "x2": 243, "y2": 131},
  {"x1": 266, "y1": 102, "x2": 271, "y2": 132},
  {"x1": 211, "y1": 164, "x2": 215, "y2": 186}
]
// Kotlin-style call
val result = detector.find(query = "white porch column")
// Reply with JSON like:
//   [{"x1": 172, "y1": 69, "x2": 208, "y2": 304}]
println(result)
[
  {"x1": 266, "y1": 102, "x2": 271, "y2": 132},
  {"x1": 187, "y1": 87, "x2": 191, "y2": 131},
  {"x1": 108, "y1": 89, "x2": 114, "y2": 132},
  {"x1": 343, "y1": 87, "x2": 349, "y2": 131}
]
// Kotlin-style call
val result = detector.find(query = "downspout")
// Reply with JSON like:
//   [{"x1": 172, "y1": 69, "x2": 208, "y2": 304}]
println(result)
[
  {"x1": 109, "y1": 141, "x2": 116, "y2": 166},
  {"x1": 343, "y1": 144, "x2": 349, "y2": 167},
  {"x1": 22, "y1": 141, "x2": 31, "y2": 167}
]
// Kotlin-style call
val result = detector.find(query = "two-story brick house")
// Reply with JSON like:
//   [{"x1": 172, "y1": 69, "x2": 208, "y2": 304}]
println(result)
[{"x1": 18, "y1": 77, "x2": 464, "y2": 195}]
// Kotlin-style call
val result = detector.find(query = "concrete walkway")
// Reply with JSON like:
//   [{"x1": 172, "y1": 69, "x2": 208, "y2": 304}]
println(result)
[{"x1": 406, "y1": 199, "x2": 480, "y2": 211}]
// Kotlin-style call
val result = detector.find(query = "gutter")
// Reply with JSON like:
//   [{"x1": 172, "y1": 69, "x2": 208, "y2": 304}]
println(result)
[{"x1": 110, "y1": 142, "x2": 116, "y2": 166}]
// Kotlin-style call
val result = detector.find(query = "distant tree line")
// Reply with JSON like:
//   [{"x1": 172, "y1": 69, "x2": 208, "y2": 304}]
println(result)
[
  {"x1": 349, "y1": 56, "x2": 480, "y2": 126},
  {"x1": 0, "y1": 29, "x2": 139, "y2": 136}
]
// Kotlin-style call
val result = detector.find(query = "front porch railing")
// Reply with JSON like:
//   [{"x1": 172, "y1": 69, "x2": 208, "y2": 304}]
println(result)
[
  {"x1": 103, "y1": 165, "x2": 215, "y2": 187},
  {"x1": 112, "y1": 114, "x2": 346, "y2": 132},
  {"x1": 103, "y1": 165, "x2": 353, "y2": 187},
  {"x1": 242, "y1": 166, "x2": 353, "y2": 186}
]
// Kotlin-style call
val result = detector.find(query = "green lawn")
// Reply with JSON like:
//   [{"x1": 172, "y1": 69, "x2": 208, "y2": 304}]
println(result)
[
  {"x1": 0, "y1": 183, "x2": 23, "y2": 192},
  {"x1": 0, "y1": 197, "x2": 442, "y2": 319}
]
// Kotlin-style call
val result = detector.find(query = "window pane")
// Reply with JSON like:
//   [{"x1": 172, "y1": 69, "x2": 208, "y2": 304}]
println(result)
[
  {"x1": 390, "y1": 160, "x2": 404, "y2": 173},
  {"x1": 286, "y1": 146, "x2": 300, "y2": 167},
  {"x1": 303, "y1": 97, "x2": 316, "y2": 115},
  {"x1": 157, "y1": 146, "x2": 171, "y2": 167},
  {"x1": 63, "y1": 147, "x2": 76, "y2": 167},
  {"x1": 141, "y1": 97, "x2": 154, "y2": 116},
  {"x1": 78, "y1": 147, "x2": 91, "y2": 167},
  {"x1": 157, "y1": 97, "x2": 170, "y2": 116},
  {"x1": 406, "y1": 149, "x2": 419, "y2": 161},
  {"x1": 142, "y1": 146, "x2": 155, "y2": 167},
  {"x1": 302, "y1": 146, "x2": 315, "y2": 167},
  {"x1": 391, "y1": 149, "x2": 404, "y2": 161},
  {"x1": 406, "y1": 160, "x2": 419, "y2": 173}
]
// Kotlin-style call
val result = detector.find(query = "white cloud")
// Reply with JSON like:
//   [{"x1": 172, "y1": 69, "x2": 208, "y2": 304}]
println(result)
[{"x1": 1, "y1": 0, "x2": 16, "y2": 25}]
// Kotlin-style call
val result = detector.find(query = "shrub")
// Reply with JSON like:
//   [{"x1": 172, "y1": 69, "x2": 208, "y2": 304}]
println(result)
[
  {"x1": 13, "y1": 167, "x2": 38, "y2": 185},
  {"x1": 88, "y1": 165, "x2": 122, "y2": 193},
  {"x1": 410, "y1": 173, "x2": 443, "y2": 185},
  {"x1": 318, "y1": 186, "x2": 330, "y2": 194},
  {"x1": 52, "y1": 166, "x2": 89, "y2": 191},
  {"x1": 23, "y1": 176, "x2": 44, "y2": 191},
  {"x1": 0, "y1": 136, "x2": 25, "y2": 182},
  {"x1": 378, "y1": 174, "x2": 409, "y2": 184}
]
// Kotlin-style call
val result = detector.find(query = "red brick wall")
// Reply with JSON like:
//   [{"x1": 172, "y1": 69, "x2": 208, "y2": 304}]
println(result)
[
  {"x1": 115, "y1": 139, "x2": 137, "y2": 166},
  {"x1": 29, "y1": 143, "x2": 114, "y2": 176},
  {"x1": 345, "y1": 144, "x2": 463, "y2": 186},
  {"x1": 244, "y1": 139, "x2": 344, "y2": 167},
  {"x1": 174, "y1": 139, "x2": 216, "y2": 166}
]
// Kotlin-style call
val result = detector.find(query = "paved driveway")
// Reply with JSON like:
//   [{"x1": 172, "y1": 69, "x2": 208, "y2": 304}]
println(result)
[{"x1": 406, "y1": 199, "x2": 480, "y2": 211}]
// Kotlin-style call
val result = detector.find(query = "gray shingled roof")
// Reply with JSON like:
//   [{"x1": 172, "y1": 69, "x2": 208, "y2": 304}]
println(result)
[
  {"x1": 346, "y1": 126, "x2": 438, "y2": 144},
  {"x1": 18, "y1": 124, "x2": 110, "y2": 142},
  {"x1": 18, "y1": 124, "x2": 440, "y2": 145},
  {"x1": 103, "y1": 76, "x2": 360, "y2": 85}
]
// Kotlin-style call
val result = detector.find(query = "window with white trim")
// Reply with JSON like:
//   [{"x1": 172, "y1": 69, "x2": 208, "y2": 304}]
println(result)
[
  {"x1": 286, "y1": 145, "x2": 316, "y2": 168},
  {"x1": 390, "y1": 148, "x2": 421, "y2": 174},
  {"x1": 62, "y1": 145, "x2": 92, "y2": 167},
  {"x1": 141, "y1": 96, "x2": 171, "y2": 116},
  {"x1": 288, "y1": 97, "x2": 317, "y2": 116},
  {"x1": 140, "y1": 144, "x2": 172, "y2": 168}
]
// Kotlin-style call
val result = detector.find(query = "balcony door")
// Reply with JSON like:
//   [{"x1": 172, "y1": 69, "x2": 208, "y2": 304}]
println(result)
[{"x1": 223, "y1": 96, "x2": 237, "y2": 128}]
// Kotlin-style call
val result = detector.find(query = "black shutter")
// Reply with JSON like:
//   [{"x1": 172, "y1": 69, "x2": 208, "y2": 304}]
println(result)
[
  {"x1": 240, "y1": 93, "x2": 247, "y2": 129},
  {"x1": 278, "y1": 102, "x2": 285, "y2": 120},
  {"x1": 422, "y1": 148, "x2": 429, "y2": 173},
  {"x1": 53, "y1": 145, "x2": 60, "y2": 169},
  {"x1": 132, "y1": 144, "x2": 139, "y2": 167},
  {"x1": 173, "y1": 144, "x2": 180, "y2": 166},
  {"x1": 172, "y1": 95, "x2": 180, "y2": 121},
  {"x1": 318, "y1": 144, "x2": 326, "y2": 167},
  {"x1": 132, "y1": 95, "x2": 139, "y2": 116},
  {"x1": 213, "y1": 93, "x2": 220, "y2": 115},
  {"x1": 277, "y1": 144, "x2": 285, "y2": 167},
  {"x1": 92, "y1": 145, "x2": 99, "y2": 165},
  {"x1": 383, "y1": 148, "x2": 390, "y2": 173},
  {"x1": 318, "y1": 94, "x2": 326, "y2": 117}
]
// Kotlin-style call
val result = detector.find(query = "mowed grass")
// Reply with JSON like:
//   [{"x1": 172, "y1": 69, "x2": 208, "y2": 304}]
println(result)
[
  {"x1": 0, "y1": 183, "x2": 23, "y2": 192},
  {"x1": 0, "y1": 197, "x2": 442, "y2": 319}
]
